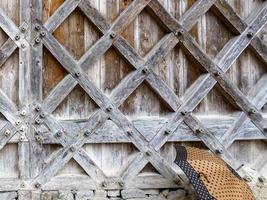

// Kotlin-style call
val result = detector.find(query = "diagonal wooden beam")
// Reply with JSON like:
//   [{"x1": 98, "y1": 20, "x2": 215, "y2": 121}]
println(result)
[
  {"x1": 179, "y1": 0, "x2": 217, "y2": 30},
  {"x1": 38, "y1": 26, "x2": 185, "y2": 186},
  {"x1": 42, "y1": 0, "x2": 151, "y2": 114},
  {"x1": 214, "y1": 0, "x2": 267, "y2": 67},
  {"x1": 32, "y1": 112, "x2": 107, "y2": 186},
  {"x1": 119, "y1": 0, "x2": 267, "y2": 181},
  {"x1": 0, "y1": 8, "x2": 21, "y2": 39},
  {"x1": 221, "y1": 75, "x2": 267, "y2": 148},
  {"x1": 0, "y1": 39, "x2": 17, "y2": 67},
  {"x1": 44, "y1": 0, "x2": 82, "y2": 33},
  {"x1": 181, "y1": 31, "x2": 267, "y2": 136},
  {"x1": 148, "y1": 0, "x2": 267, "y2": 143},
  {"x1": 78, "y1": 1, "x2": 243, "y2": 182}
]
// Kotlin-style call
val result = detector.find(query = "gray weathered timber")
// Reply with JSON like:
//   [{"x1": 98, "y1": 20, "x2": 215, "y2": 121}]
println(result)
[{"x1": 0, "y1": 0, "x2": 266, "y2": 199}]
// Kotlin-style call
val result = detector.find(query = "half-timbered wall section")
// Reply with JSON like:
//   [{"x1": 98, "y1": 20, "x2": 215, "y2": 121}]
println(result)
[{"x1": 0, "y1": 0, "x2": 267, "y2": 199}]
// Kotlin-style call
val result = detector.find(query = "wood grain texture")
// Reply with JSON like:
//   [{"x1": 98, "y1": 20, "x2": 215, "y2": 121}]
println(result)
[{"x1": 0, "y1": 0, "x2": 266, "y2": 198}]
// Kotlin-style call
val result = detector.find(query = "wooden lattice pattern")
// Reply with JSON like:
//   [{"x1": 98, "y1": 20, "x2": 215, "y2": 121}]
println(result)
[{"x1": 0, "y1": 0, "x2": 266, "y2": 194}]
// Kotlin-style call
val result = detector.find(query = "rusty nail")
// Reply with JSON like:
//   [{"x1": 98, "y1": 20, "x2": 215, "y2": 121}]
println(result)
[
  {"x1": 258, "y1": 176, "x2": 266, "y2": 183},
  {"x1": 215, "y1": 149, "x2": 222, "y2": 154},
  {"x1": 84, "y1": 130, "x2": 91, "y2": 137},
  {"x1": 4, "y1": 130, "x2": 10, "y2": 137},
  {"x1": 247, "y1": 32, "x2": 253, "y2": 38},
  {"x1": 127, "y1": 130, "x2": 133, "y2": 136},
  {"x1": 181, "y1": 111, "x2": 188, "y2": 116},
  {"x1": 142, "y1": 67, "x2": 149, "y2": 74},
  {"x1": 101, "y1": 181, "x2": 107, "y2": 187},
  {"x1": 35, "y1": 135, "x2": 41, "y2": 142},
  {"x1": 34, "y1": 183, "x2": 41, "y2": 188},
  {"x1": 56, "y1": 130, "x2": 63, "y2": 137},
  {"x1": 118, "y1": 181, "x2": 124, "y2": 187},
  {"x1": 35, "y1": 24, "x2": 41, "y2": 31},
  {"x1": 35, "y1": 38, "x2": 41, "y2": 44},
  {"x1": 214, "y1": 71, "x2": 222, "y2": 77},
  {"x1": 15, "y1": 120, "x2": 22, "y2": 126},
  {"x1": 35, "y1": 106, "x2": 41, "y2": 112},
  {"x1": 146, "y1": 150, "x2": 152, "y2": 156},
  {"x1": 70, "y1": 146, "x2": 76, "y2": 152},
  {"x1": 249, "y1": 109, "x2": 257, "y2": 114},
  {"x1": 35, "y1": 118, "x2": 41, "y2": 124},
  {"x1": 15, "y1": 35, "x2": 20, "y2": 41},
  {"x1": 110, "y1": 31, "x2": 116, "y2": 38},
  {"x1": 165, "y1": 129, "x2": 172, "y2": 135},
  {"x1": 40, "y1": 31, "x2": 46, "y2": 37},
  {"x1": 75, "y1": 72, "x2": 81, "y2": 77},
  {"x1": 40, "y1": 113, "x2": 45, "y2": 118},
  {"x1": 106, "y1": 105, "x2": 113, "y2": 112},
  {"x1": 20, "y1": 110, "x2": 26, "y2": 116},
  {"x1": 195, "y1": 128, "x2": 204, "y2": 134}
]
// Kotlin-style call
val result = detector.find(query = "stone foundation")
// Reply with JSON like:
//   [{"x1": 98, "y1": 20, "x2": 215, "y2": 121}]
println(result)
[{"x1": 1, "y1": 185, "x2": 266, "y2": 199}]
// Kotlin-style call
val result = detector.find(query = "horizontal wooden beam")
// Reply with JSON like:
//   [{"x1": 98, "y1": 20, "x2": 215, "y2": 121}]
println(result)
[{"x1": 3, "y1": 116, "x2": 263, "y2": 144}]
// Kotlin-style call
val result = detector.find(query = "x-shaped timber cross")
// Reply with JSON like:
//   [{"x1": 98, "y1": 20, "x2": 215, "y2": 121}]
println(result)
[
  {"x1": 31, "y1": 0, "x2": 267, "y2": 188},
  {"x1": 0, "y1": 0, "x2": 266, "y2": 192}
]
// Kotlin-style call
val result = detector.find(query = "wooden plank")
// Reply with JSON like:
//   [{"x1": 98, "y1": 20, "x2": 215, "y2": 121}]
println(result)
[
  {"x1": 120, "y1": 0, "x2": 266, "y2": 180},
  {"x1": 41, "y1": 175, "x2": 180, "y2": 191},
  {"x1": 38, "y1": 29, "x2": 185, "y2": 186},
  {"x1": 221, "y1": 75, "x2": 267, "y2": 148},
  {"x1": 15, "y1": 116, "x2": 265, "y2": 144},
  {"x1": 0, "y1": 39, "x2": 17, "y2": 67},
  {"x1": 214, "y1": 0, "x2": 267, "y2": 67},
  {"x1": 44, "y1": 0, "x2": 81, "y2": 32},
  {"x1": 42, "y1": 0, "x2": 150, "y2": 114},
  {"x1": 39, "y1": 113, "x2": 107, "y2": 183},
  {"x1": 179, "y1": 0, "x2": 217, "y2": 30}
]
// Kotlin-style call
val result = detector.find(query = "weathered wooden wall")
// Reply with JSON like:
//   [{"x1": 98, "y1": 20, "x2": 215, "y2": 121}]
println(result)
[{"x1": 0, "y1": 0, "x2": 266, "y2": 199}]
